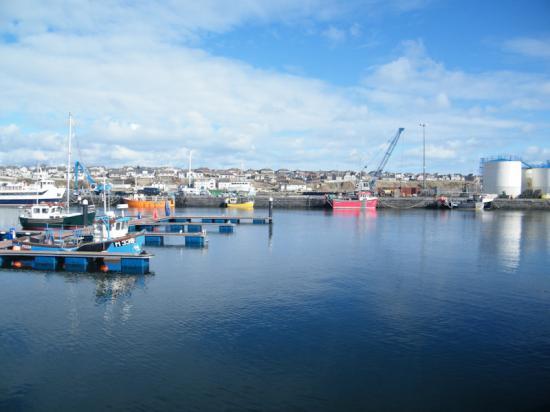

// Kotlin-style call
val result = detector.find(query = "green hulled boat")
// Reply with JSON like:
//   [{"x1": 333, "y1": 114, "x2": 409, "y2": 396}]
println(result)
[{"x1": 19, "y1": 204, "x2": 96, "y2": 230}]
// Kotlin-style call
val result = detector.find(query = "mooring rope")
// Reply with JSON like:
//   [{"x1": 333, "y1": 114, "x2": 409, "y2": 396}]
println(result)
[{"x1": 377, "y1": 199, "x2": 430, "y2": 209}]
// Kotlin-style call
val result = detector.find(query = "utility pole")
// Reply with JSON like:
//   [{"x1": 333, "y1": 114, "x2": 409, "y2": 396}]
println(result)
[{"x1": 419, "y1": 123, "x2": 426, "y2": 191}]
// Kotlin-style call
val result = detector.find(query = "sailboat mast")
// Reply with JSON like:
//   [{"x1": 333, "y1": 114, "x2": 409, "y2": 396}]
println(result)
[
  {"x1": 103, "y1": 175, "x2": 107, "y2": 212},
  {"x1": 66, "y1": 113, "x2": 72, "y2": 208},
  {"x1": 188, "y1": 149, "x2": 193, "y2": 187}
]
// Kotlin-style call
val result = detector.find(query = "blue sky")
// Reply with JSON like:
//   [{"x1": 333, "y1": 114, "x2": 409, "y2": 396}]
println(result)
[{"x1": 0, "y1": 0, "x2": 549, "y2": 172}]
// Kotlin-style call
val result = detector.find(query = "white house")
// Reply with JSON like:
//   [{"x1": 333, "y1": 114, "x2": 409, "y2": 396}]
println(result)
[
  {"x1": 193, "y1": 178, "x2": 217, "y2": 190},
  {"x1": 280, "y1": 184, "x2": 308, "y2": 192}
]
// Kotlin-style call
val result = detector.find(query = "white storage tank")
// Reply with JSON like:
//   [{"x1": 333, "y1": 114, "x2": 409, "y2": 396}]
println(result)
[
  {"x1": 482, "y1": 158, "x2": 522, "y2": 197},
  {"x1": 523, "y1": 166, "x2": 550, "y2": 195}
]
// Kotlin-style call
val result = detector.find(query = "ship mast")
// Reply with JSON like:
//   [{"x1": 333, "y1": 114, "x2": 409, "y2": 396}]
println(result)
[{"x1": 66, "y1": 113, "x2": 73, "y2": 208}]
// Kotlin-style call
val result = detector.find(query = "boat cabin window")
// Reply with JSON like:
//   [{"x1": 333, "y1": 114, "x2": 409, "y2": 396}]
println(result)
[
  {"x1": 116, "y1": 222, "x2": 121, "y2": 230},
  {"x1": 42, "y1": 208, "x2": 49, "y2": 213},
  {"x1": 33, "y1": 208, "x2": 40, "y2": 213}
]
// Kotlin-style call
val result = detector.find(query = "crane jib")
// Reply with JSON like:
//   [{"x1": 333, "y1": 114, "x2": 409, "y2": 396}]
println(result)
[{"x1": 369, "y1": 128, "x2": 405, "y2": 188}]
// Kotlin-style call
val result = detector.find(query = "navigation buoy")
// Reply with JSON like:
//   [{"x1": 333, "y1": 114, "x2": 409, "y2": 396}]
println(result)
[
  {"x1": 12, "y1": 261, "x2": 22, "y2": 268},
  {"x1": 99, "y1": 264, "x2": 109, "y2": 273}
]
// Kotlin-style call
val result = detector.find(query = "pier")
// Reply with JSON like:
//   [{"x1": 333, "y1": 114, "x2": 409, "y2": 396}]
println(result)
[
  {"x1": 0, "y1": 248, "x2": 152, "y2": 274},
  {"x1": 141, "y1": 215, "x2": 272, "y2": 224},
  {"x1": 130, "y1": 220, "x2": 236, "y2": 234},
  {"x1": 143, "y1": 231, "x2": 208, "y2": 247}
]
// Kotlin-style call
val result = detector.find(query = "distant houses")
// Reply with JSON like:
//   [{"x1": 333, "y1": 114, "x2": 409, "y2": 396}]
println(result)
[{"x1": 0, "y1": 164, "x2": 476, "y2": 195}]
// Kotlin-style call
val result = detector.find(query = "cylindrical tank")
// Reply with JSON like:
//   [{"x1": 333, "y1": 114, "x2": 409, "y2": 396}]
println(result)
[
  {"x1": 482, "y1": 160, "x2": 522, "y2": 197},
  {"x1": 530, "y1": 167, "x2": 550, "y2": 195},
  {"x1": 522, "y1": 168, "x2": 533, "y2": 191}
]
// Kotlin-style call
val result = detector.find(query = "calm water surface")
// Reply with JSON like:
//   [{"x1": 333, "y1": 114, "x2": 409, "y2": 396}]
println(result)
[{"x1": 0, "y1": 207, "x2": 549, "y2": 411}]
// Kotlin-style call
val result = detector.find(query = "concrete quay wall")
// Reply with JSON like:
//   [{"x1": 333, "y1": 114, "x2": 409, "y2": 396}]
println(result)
[
  {"x1": 490, "y1": 199, "x2": 550, "y2": 210},
  {"x1": 107, "y1": 194, "x2": 550, "y2": 211},
  {"x1": 175, "y1": 195, "x2": 327, "y2": 209}
]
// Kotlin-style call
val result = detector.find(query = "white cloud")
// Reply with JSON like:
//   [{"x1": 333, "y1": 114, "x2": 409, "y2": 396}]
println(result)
[
  {"x1": 405, "y1": 144, "x2": 456, "y2": 160},
  {"x1": 435, "y1": 92, "x2": 451, "y2": 109},
  {"x1": 322, "y1": 26, "x2": 347, "y2": 43},
  {"x1": 524, "y1": 146, "x2": 550, "y2": 164},
  {"x1": 503, "y1": 37, "x2": 550, "y2": 59},
  {"x1": 361, "y1": 40, "x2": 550, "y2": 105},
  {"x1": 0, "y1": 6, "x2": 548, "y2": 172}
]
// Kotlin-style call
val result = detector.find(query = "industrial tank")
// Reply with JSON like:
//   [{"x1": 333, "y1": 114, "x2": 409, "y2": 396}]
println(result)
[
  {"x1": 482, "y1": 158, "x2": 522, "y2": 197},
  {"x1": 523, "y1": 166, "x2": 550, "y2": 195}
]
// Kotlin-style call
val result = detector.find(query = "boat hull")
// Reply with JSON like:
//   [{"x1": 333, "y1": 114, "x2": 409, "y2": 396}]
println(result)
[
  {"x1": 123, "y1": 198, "x2": 175, "y2": 209},
  {"x1": 330, "y1": 198, "x2": 378, "y2": 209},
  {"x1": 15, "y1": 232, "x2": 145, "y2": 254},
  {"x1": 226, "y1": 201, "x2": 254, "y2": 209},
  {"x1": 0, "y1": 198, "x2": 64, "y2": 206},
  {"x1": 0, "y1": 186, "x2": 65, "y2": 206},
  {"x1": 19, "y1": 211, "x2": 97, "y2": 230},
  {"x1": 77, "y1": 233, "x2": 145, "y2": 253}
]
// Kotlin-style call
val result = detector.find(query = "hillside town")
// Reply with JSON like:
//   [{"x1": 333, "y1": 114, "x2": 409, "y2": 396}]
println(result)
[{"x1": 0, "y1": 164, "x2": 480, "y2": 196}]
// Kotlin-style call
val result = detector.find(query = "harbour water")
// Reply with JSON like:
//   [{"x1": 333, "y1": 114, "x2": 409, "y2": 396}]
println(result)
[{"x1": 1, "y1": 208, "x2": 549, "y2": 411}]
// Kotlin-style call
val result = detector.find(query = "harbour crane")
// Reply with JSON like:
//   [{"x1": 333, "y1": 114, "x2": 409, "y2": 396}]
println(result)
[
  {"x1": 73, "y1": 161, "x2": 112, "y2": 194},
  {"x1": 368, "y1": 127, "x2": 405, "y2": 191}
]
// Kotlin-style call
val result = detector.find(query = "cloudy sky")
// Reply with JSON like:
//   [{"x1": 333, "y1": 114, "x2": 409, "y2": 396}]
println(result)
[{"x1": 0, "y1": 0, "x2": 549, "y2": 172}]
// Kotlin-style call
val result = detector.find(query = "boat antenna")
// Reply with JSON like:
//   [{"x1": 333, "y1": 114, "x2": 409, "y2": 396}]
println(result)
[{"x1": 66, "y1": 113, "x2": 73, "y2": 209}]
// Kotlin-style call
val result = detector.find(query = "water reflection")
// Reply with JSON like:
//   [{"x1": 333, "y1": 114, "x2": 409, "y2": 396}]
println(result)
[
  {"x1": 481, "y1": 212, "x2": 522, "y2": 272},
  {"x1": 330, "y1": 209, "x2": 361, "y2": 217},
  {"x1": 96, "y1": 274, "x2": 150, "y2": 331},
  {"x1": 520, "y1": 212, "x2": 550, "y2": 256},
  {"x1": 95, "y1": 274, "x2": 148, "y2": 304}
]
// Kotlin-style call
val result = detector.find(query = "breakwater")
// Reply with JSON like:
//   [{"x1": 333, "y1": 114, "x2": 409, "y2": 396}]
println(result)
[{"x1": 176, "y1": 195, "x2": 550, "y2": 210}]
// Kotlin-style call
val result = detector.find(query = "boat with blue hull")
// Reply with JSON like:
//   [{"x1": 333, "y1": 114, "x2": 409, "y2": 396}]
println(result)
[{"x1": 13, "y1": 216, "x2": 145, "y2": 254}]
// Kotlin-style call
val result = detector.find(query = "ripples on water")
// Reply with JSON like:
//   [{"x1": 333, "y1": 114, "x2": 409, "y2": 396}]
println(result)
[{"x1": 0, "y1": 208, "x2": 549, "y2": 411}]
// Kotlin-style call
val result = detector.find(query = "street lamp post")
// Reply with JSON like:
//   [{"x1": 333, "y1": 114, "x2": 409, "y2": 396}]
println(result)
[{"x1": 419, "y1": 123, "x2": 426, "y2": 192}]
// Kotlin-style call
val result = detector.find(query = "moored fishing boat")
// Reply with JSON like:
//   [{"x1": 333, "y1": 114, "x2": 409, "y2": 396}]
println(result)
[
  {"x1": 326, "y1": 192, "x2": 378, "y2": 209},
  {"x1": 123, "y1": 194, "x2": 175, "y2": 209},
  {"x1": 18, "y1": 113, "x2": 98, "y2": 228},
  {"x1": 325, "y1": 129, "x2": 404, "y2": 211},
  {"x1": 14, "y1": 216, "x2": 144, "y2": 254},
  {"x1": 19, "y1": 203, "x2": 96, "y2": 230},
  {"x1": 224, "y1": 196, "x2": 254, "y2": 209},
  {"x1": 78, "y1": 216, "x2": 144, "y2": 253}
]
